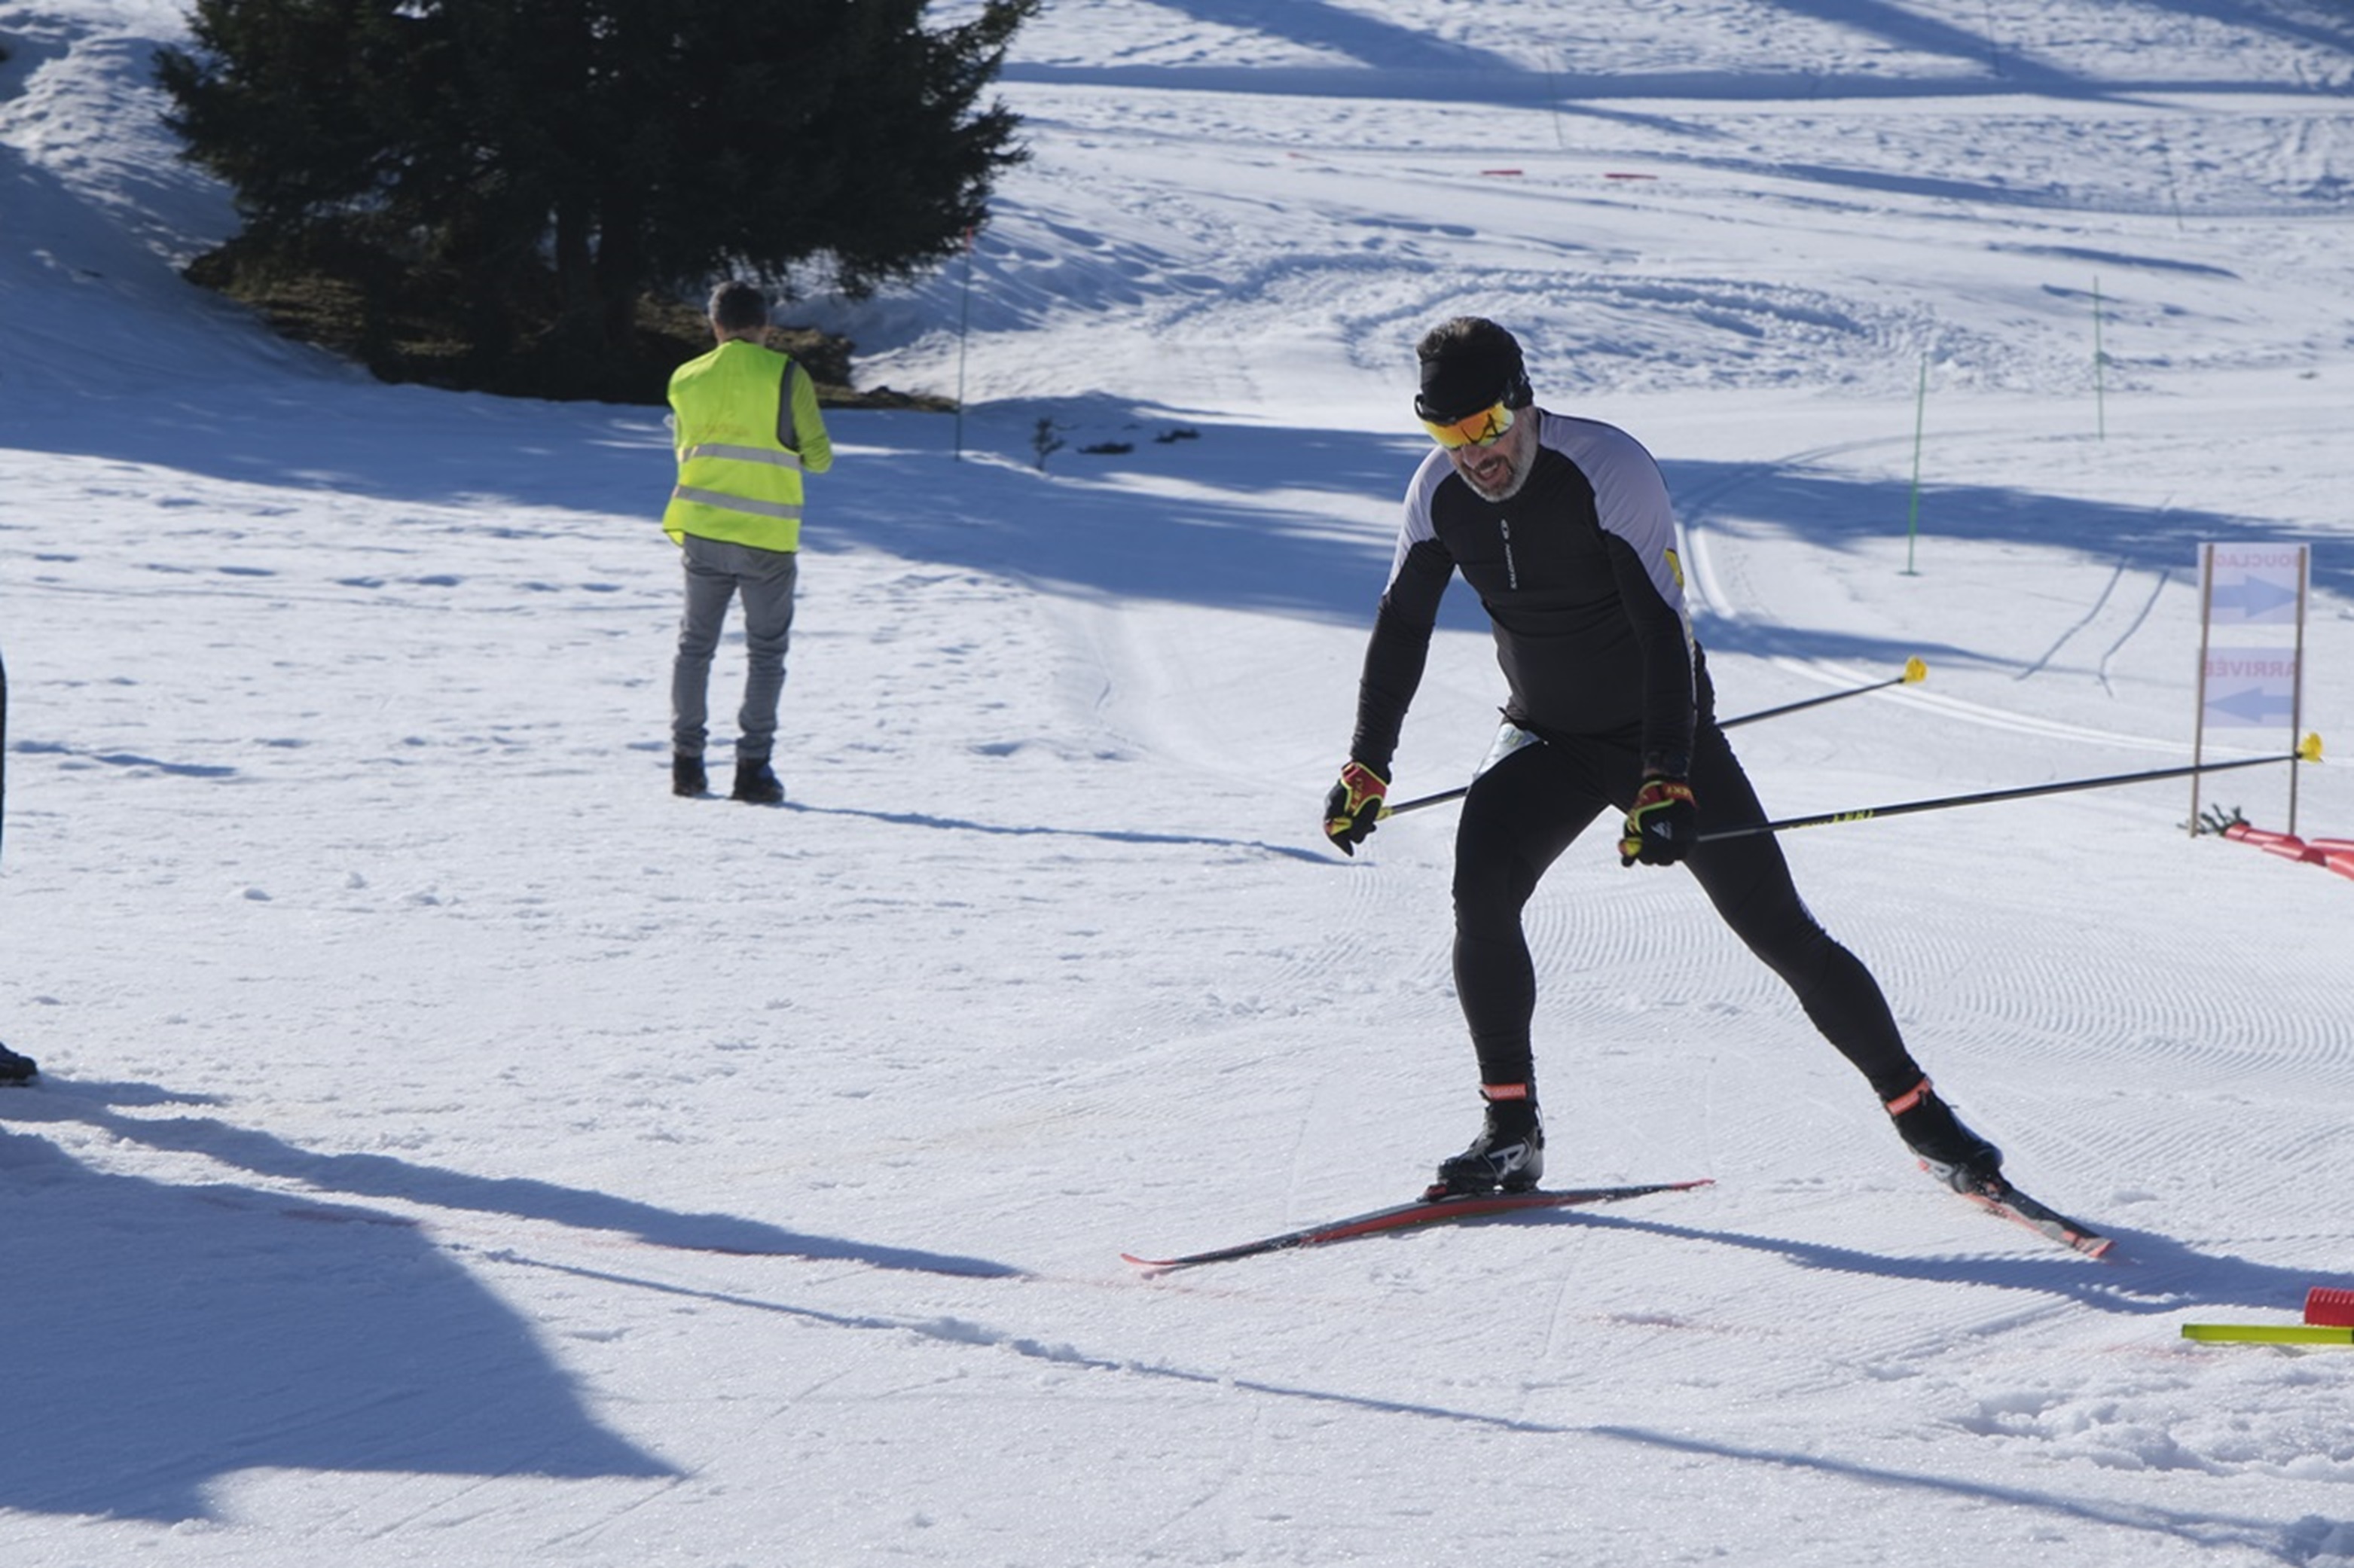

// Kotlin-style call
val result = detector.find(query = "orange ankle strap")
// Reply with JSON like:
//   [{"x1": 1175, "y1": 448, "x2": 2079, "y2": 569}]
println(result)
[{"x1": 1883, "y1": 1078, "x2": 1932, "y2": 1115}]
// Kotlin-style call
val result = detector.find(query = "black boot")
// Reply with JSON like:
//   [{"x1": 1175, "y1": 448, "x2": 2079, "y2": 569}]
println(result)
[
  {"x1": 731, "y1": 757, "x2": 783, "y2": 805},
  {"x1": 1428, "y1": 1098, "x2": 1544, "y2": 1198},
  {"x1": 1887, "y1": 1078, "x2": 2002, "y2": 1194},
  {"x1": 0, "y1": 1042, "x2": 38, "y2": 1084}
]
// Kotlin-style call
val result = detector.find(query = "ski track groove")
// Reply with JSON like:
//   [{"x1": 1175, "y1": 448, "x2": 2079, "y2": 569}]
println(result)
[
  {"x1": 1676, "y1": 438, "x2": 2200, "y2": 758},
  {"x1": 2096, "y1": 566, "x2": 2173, "y2": 696}
]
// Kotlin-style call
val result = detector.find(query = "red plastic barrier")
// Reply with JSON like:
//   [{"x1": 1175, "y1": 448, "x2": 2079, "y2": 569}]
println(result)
[
  {"x1": 2221, "y1": 822, "x2": 2354, "y2": 877},
  {"x1": 2309, "y1": 1287, "x2": 2354, "y2": 1327}
]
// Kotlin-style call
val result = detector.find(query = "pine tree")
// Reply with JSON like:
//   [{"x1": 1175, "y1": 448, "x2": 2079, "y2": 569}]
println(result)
[{"x1": 157, "y1": 0, "x2": 1038, "y2": 398}]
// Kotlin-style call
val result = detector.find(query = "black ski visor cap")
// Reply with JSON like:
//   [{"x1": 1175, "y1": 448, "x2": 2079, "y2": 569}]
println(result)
[{"x1": 1414, "y1": 318, "x2": 1534, "y2": 423}]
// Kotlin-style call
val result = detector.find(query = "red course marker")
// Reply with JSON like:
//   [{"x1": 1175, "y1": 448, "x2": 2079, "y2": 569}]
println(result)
[{"x1": 2308, "y1": 1286, "x2": 2354, "y2": 1327}]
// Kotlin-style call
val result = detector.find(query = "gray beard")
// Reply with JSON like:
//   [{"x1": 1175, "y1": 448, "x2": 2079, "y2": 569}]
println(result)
[{"x1": 1464, "y1": 459, "x2": 1532, "y2": 502}]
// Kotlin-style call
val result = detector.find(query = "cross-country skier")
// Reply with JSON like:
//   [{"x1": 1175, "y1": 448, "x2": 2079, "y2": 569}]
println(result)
[{"x1": 1324, "y1": 316, "x2": 2001, "y2": 1201}]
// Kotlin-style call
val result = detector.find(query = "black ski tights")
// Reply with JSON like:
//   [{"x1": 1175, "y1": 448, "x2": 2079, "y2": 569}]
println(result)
[{"x1": 1449, "y1": 721, "x2": 1924, "y2": 1103}]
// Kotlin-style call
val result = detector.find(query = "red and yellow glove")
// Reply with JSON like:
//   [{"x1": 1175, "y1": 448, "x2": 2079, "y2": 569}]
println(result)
[
  {"x1": 1322, "y1": 761, "x2": 1388, "y2": 856},
  {"x1": 1617, "y1": 774, "x2": 1697, "y2": 867}
]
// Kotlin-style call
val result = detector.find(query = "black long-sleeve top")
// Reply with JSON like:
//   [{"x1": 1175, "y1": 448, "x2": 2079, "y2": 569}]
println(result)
[{"x1": 1350, "y1": 410, "x2": 1700, "y2": 778}]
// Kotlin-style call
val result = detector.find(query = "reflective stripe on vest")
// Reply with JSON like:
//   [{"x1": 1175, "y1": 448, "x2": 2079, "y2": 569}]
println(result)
[
  {"x1": 680, "y1": 442, "x2": 803, "y2": 471},
  {"x1": 668, "y1": 484, "x2": 804, "y2": 521}
]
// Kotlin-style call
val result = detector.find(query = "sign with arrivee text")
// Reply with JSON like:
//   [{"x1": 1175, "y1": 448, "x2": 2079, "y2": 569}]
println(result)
[{"x1": 2192, "y1": 542, "x2": 2309, "y2": 832}]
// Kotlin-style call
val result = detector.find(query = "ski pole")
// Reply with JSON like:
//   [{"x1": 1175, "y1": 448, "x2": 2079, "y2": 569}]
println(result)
[
  {"x1": 1720, "y1": 655, "x2": 1926, "y2": 731},
  {"x1": 1376, "y1": 786, "x2": 1473, "y2": 820},
  {"x1": 1379, "y1": 658, "x2": 1930, "y2": 819},
  {"x1": 1694, "y1": 734, "x2": 2323, "y2": 843}
]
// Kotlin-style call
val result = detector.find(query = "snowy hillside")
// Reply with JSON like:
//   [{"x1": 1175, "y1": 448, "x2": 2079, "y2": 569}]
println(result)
[{"x1": 3, "y1": 2, "x2": 2352, "y2": 1564}]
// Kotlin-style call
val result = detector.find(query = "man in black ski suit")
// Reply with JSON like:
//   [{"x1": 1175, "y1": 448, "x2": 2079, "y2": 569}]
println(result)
[{"x1": 1323, "y1": 316, "x2": 1997, "y2": 1200}]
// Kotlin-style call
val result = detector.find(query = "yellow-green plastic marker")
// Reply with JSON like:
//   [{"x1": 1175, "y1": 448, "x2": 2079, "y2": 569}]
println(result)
[{"x1": 2182, "y1": 1324, "x2": 2354, "y2": 1344}]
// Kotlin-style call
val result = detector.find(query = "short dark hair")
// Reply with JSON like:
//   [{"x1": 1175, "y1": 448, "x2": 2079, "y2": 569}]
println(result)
[{"x1": 708, "y1": 280, "x2": 769, "y2": 334}]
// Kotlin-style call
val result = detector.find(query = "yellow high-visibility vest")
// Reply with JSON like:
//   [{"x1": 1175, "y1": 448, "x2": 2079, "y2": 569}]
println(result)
[{"x1": 662, "y1": 340, "x2": 820, "y2": 551}]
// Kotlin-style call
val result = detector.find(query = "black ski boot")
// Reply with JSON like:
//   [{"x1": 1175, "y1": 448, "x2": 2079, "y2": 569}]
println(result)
[
  {"x1": 731, "y1": 757, "x2": 783, "y2": 805},
  {"x1": 1427, "y1": 1099, "x2": 1544, "y2": 1199},
  {"x1": 673, "y1": 753, "x2": 708, "y2": 797},
  {"x1": 1887, "y1": 1078, "x2": 2002, "y2": 1194},
  {"x1": 0, "y1": 1042, "x2": 38, "y2": 1085}
]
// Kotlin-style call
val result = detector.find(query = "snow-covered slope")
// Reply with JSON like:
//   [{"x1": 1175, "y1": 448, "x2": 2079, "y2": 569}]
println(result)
[{"x1": 3, "y1": 2, "x2": 2351, "y2": 1563}]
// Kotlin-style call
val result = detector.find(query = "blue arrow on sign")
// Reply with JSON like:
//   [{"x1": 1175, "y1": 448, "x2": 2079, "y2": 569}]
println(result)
[
  {"x1": 2204, "y1": 686, "x2": 2299, "y2": 725},
  {"x1": 2209, "y1": 575, "x2": 2301, "y2": 623}
]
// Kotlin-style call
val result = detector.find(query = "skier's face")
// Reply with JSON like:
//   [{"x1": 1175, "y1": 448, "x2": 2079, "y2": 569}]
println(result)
[{"x1": 1446, "y1": 406, "x2": 1535, "y2": 501}]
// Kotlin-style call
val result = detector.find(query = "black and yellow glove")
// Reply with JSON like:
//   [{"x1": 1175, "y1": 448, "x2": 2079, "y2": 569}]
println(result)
[
  {"x1": 1617, "y1": 774, "x2": 1697, "y2": 867},
  {"x1": 1322, "y1": 761, "x2": 1389, "y2": 856}
]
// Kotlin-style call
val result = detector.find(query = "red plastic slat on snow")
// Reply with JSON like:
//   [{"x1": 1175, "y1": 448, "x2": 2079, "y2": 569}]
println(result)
[{"x1": 2307, "y1": 1286, "x2": 2354, "y2": 1327}]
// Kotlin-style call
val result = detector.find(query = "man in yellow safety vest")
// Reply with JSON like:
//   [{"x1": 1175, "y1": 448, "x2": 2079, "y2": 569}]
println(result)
[{"x1": 662, "y1": 279, "x2": 835, "y2": 804}]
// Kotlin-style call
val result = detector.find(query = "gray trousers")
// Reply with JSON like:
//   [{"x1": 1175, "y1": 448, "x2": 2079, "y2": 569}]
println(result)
[{"x1": 671, "y1": 533, "x2": 798, "y2": 762}]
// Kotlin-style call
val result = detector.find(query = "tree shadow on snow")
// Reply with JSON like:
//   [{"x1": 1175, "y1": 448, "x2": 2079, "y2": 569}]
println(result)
[
  {"x1": 1000, "y1": 2, "x2": 2351, "y2": 114},
  {"x1": 11, "y1": 365, "x2": 2334, "y2": 645},
  {"x1": 0, "y1": 1081, "x2": 1024, "y2": 1521},
  {"x1": 0, "y1": 1108, "x2": 676, "y2": 1521},
  {"x1": 11, "y1": 1078, "x2": 1024, "y2": 1277},
  {"x1": 820, "y1": 413, "x2": 2343, "y2": 663},
  {"x1": 1669, "y1": 454, "x2": 2349, "y2": 667}
]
